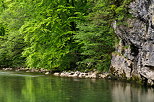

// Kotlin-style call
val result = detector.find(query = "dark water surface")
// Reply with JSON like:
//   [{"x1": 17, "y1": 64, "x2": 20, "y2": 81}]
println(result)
[{"x1": 0, "y1": 71, "x2": 154, "y2": 102}]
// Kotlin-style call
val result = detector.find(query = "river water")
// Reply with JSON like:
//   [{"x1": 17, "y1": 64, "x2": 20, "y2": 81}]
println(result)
[{"x1": 0, "y1": 71, "x2": 153, "y2": 102}]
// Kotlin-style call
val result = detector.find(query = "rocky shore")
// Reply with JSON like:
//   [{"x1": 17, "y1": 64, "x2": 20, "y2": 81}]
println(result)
[
  {"x1": 1, "y1": 67, "x2": 154, "y2": 86},
  {"x1": 1, "y1": 68, "x2": 109, "y2": 79},
  {"x1": 53, "y1": 71, "x2": 109, "y2": 79},
  {"x1": 2, "y1": 67, "x2": 49, "y2": 73}
]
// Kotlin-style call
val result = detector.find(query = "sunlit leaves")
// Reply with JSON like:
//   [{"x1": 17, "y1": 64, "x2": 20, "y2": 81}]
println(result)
[
  {"x1": 20, "y1": 0, "x2": 79, "y2": 70},
  {"x1": 0, "y1": 0, "x2": 131, "y2": 71}
]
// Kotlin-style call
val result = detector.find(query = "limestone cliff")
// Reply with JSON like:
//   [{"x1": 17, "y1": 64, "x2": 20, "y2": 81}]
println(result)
[{"x1": 110, "y1": 0, "x2": 154, "y2": 86}]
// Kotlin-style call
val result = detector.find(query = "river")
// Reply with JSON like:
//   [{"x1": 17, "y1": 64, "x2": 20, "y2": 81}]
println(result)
[{"x1": 0, "y1": 71, "x2": 153, "y2": 102}]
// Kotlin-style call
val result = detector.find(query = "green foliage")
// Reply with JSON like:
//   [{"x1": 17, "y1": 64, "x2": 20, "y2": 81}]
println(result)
[
  {"x1": 0, "y1": 0, "x2": 28, "y2": 67},
  {"x1": 75, "y1": 23, "x2": 115, "y2": 71},
  {"x1": 115, "y1": 0, "x2": 132, "y2": 21},
  {"x1": 0, "y1": 0, "x2": 132, "y2": 71},
  {"x1": 73, "y1": 0, "x2": 132, "y2": 71},
  {"x1": 74, "y1": 0, "x2": 116, "y2": 71},
  {"x1": 20, "y1": 0, "x2": 82, "y2": 70}
]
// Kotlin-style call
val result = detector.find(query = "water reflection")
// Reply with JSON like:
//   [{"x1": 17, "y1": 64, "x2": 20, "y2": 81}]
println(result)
[
  {"x1": 111, "y1": 81, "x2": 154, "y2": 102},
  {"x1": 0, "y1": 71, "x2": 153, "y2": 102}
]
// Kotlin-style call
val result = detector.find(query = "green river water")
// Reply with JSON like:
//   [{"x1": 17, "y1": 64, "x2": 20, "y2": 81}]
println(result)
[{"x1": 0, "y1": 71, "x2": 154, "y2": 102}]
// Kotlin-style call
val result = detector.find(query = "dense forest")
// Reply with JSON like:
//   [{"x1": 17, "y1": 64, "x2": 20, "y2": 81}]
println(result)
[{"x1": 0, "y1": 0, "x2": 131, "y2": 71}]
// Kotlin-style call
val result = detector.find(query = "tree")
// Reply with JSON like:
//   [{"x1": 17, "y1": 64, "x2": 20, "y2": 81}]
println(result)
[
  {"x1": 74, "y1": 0, "x2": 115, "y2": 71},
  {"x1": 0, "y1": 0, "x2": 28, "y2": 67},
  {"x1": 0, "y1": 0, "x2": 131, "y2": 71},
  {"x1": 21, "y1": 0, "x2": 84, "y2": 70}
]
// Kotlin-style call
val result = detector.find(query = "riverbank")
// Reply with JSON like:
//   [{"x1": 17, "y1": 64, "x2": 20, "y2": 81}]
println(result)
[
  {"x1": 1, "y1": 67, "x2": 110, "y2": 79},
  {"x1": 53, "y1": 71, "x2": 109, "y2": 79},
  {"x1": 2, "y1": 67, "x2": 153, "y2": 87}
]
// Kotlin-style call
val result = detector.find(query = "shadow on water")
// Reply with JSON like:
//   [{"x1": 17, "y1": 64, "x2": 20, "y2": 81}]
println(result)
[{"x1": 0, "y1": 71, "x2": 153, "y2": 102}]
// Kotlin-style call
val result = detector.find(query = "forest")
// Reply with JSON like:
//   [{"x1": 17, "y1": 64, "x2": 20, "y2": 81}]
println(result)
[{"x1": 0, "y1": 0, "x2": 131, "y2": 71}]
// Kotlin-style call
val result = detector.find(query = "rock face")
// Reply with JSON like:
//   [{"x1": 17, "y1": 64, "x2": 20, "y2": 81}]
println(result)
[{"x1": 110, "y1": 0, "x2": 154, "y2": 86}]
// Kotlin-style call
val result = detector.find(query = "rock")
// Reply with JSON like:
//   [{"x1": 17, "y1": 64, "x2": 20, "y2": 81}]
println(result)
[
  {"x1": 69, "y1": 72, "x2": 74, "y2": 75},
  {"x1": 45, "y1": 72, "x2": 50, "y2": 75},
  {"x1": 148, "y1": 79, "x2": 154, "y2": 86},
  {"x1": 53, "y1": 72, "x2": 60, "y2": 76},
  {"x1": 60, "y1": 72, "x2": 65, "y2": 77},
  {"x1": 60, "y1": 71, "x2": 69, "y2": 77},
  {"x1": 78, "y1": 73, "x2": 87, "y2": 78},
  {"x1": 99, "y1": 73, "x2": 109, "y2": 78},
  {"x1": 2, "y1": 68, "x2": 13, "y2": 71},
  {"x1": 110, "y1": 0, "x2": 154, "y2": 85},
  {"x1": 152, "y1": 15, "x2": 154, "y2": 25},
  {"x1": 85, "y1": 73, "x2": 97, "y2": 78},
  {"x1": 15, "y1": 69, "x2": 19, "y2": 72},
  {"x1": 68, "y1": 73, "x2": 78, "y2": 78}
]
